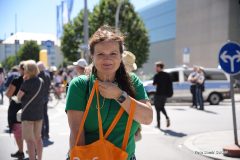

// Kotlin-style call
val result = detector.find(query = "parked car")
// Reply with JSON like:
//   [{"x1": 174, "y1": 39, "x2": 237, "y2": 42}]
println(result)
[{"x1": 143, "y1": 67, "x2": 230, "y2": 105}]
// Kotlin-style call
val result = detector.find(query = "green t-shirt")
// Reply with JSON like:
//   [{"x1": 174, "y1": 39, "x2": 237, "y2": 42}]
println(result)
[{"x1": 65, "y1": 73, "x2": 148, "y2": 159}]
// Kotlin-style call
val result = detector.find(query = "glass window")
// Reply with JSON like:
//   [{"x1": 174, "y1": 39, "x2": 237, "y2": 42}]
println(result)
[
  {"x1": 204, "y1": 71, "x2": 227, "y2": 80},
  {"x1": 183, "y1": 70, "x2": 192, "y2": 81}
]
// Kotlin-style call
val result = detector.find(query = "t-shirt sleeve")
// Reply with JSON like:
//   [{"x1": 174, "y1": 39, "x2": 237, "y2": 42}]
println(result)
[
  {"x1": 153, "y1": 74, "x2": 157, "y2": 85},
  {"x1": 20, "y1": 80, "x2": 28, "y2": 93},
  {"x1": 65, "y1": 76, "x2": 88, "y2": 111},
  {"x1": 130, "y1": 73, "x2": 149, "y2": 100},
  {"x1": 11, "y1": 78, "x2": 18, "y2": 87}
]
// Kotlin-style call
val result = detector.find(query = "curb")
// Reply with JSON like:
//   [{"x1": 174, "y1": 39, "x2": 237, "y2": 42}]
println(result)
[{"x1": 184, "y1": 130, "x2": 240, "y2": 160}]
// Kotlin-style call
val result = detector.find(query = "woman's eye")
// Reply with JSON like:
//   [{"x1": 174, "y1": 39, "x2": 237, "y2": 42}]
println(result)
[
  {"x1": 111, "y1": 52, "x2": 119, "y2": 56},
  {"x1": 97, "y1": 53, "x2": 104, "y2": 57}
]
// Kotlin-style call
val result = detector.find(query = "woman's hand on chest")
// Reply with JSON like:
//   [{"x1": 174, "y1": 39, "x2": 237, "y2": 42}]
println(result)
[{"x1": 98, "y1": 81, "x2": 122, "y2": 100}]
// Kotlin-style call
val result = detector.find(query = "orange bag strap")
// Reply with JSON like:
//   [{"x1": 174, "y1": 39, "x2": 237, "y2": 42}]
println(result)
[
  {"x1": 74, "y1": 80, "x2": 136, "y2": 150},
  {"x1": 104, "y1": 107, "x2": 124, "y2": 139},
  {"x1": 105, "y1": 98, "x2": 136, "y2": 151},
  {"x1": 95, "y1": 82, "x2": 104, "y2": 139},
  {"x1": 122, "y1": 99, "x2": 136, "y2": 150},
  {"x1": 74, "y1": 80, "x2": 100, "y2": 146}
]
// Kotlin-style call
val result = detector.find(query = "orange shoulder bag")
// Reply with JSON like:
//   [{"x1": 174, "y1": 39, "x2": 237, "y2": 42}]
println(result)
[{"x1": 70, "y1": 80, "x2": 136, "y2": 160}]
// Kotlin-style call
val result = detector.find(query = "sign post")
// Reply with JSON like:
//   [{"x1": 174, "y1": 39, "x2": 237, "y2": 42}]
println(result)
[
  {"x1": 219, "y1": 41, "x2": 240, "y2": 158},
  {"x1": 183, "y1": 47, "x2": 190, "y2": 64}
]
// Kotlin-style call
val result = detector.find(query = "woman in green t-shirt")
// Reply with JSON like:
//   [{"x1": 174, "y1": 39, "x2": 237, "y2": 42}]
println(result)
[{"x1": 66, "y1": 25, "x2": 153, "y2": 160}]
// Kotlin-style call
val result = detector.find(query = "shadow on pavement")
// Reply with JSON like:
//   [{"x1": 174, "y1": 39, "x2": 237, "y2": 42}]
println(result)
[
  {"x1": 43, "y1": 138, "x2": 54, "y2": 147},
  {"x1": 160, "y1": 129, "x2": 187, "y2": 137},
  {"x1": 172, "y1": 108, "x2": 186, "y2": 111},
  {"x1": 201, "y1": 109, "x2": 218, "y2": 115}
]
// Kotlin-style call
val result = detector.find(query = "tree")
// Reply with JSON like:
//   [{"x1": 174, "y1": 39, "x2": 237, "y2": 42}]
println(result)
[
  {"x1": 89, "y1": 0, "x2": 149, "y2": 68},
  {"x1": 61, "y1": 10, "x2": 85, "y2": 62},
  {"x1": 2, "y1": 55, "x2": 17, "y2": 71},
  {"x1": 17, "y1": 40, "x2": 40, "y2": 62},
  {"x1": 61, "y1": 0, "x2": 149, "y2": 68}
]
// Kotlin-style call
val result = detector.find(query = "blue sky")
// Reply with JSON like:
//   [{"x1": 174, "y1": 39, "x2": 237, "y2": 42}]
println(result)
[{"x1": 0, "y1": 0, "x2": 162, "y2": 40}]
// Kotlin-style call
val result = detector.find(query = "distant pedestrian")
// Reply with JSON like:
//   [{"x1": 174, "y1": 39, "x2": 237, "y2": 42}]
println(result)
[
  {"x1": 122, "y1": 51, "x2": 137, "y2": 72},
  {"x1": 0, "y1": 66, "x2": 5, "y2": 104},
  {"x1": 122, "y1": 51, "x2": 142, "y2": 141},
  {"x1": 37, "y1": 61, "x2": 51, "y2": 139},
  {"x1": 5, "y1": 66, "x2": 19, "y2": 88},
  {"x1": 16, "y1": 60, "x2": 45, "y2": 160},
  {"x1": 65, "y1": 58, "x2": 88, "y2": 93},
  {"x1": 195, "y1": 67, "x2": 205, "y2": 110},
  {"x1": 72, "y1": 58, "x2": 88, "y2": 76},
  {"x1": 5, "y1": 61, "x2": 25, "y2": 159},
  {"x1": 153, "y1": 61, "x2": 173, "y2": 129},
  {"x1": 188, "y1": 66, "x2": 198, "y2": 108}
]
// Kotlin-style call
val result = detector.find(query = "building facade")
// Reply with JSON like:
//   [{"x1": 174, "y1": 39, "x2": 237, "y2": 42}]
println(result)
[
  {"x1": 0, "y1": 32, "x2": 63, "y2": 67},
  {"x1": 138, "y1": 0, "x2": 240, "y2": 76}
]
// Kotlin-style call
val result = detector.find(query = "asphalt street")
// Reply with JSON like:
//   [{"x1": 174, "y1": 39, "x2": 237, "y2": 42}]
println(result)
[{"x1": 0, "y1": 95, "x2": 239, "y2": 160}]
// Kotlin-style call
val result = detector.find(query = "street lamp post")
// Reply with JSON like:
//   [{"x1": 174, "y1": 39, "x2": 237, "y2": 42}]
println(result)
[
  {"x1": 115, "y1": 0, "x2": 124, "y2": 31},
  {"x1": 83, "y1": 0, "x2": 89, "y2": 61}
]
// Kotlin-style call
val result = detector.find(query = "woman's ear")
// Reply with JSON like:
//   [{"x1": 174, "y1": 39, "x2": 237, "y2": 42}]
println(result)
[{"x1": 90, "y1": 55, "x2": 94, "y2": 64}]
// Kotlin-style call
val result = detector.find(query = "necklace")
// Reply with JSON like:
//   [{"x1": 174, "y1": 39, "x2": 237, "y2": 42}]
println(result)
[{"x1": 96, "y1": 98, "x2": 105, "y2": 110}]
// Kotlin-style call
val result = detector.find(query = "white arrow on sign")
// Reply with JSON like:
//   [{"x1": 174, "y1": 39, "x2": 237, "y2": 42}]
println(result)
[{"x1": 220, "y1": 51, "x2": 240, "y2": 72}]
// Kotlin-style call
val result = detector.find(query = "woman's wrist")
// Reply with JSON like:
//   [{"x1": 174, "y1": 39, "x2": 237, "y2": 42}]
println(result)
[{"x1": 115, "y1": 90, "x2": 128, "y2": 103}]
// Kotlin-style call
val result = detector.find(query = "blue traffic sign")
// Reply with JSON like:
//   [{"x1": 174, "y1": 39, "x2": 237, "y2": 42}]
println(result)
[
  {"x1": 218, "y1": 42, "x2": 240, "y2": 75},
  {"x1": 45, "y1": 40, "x2": 54, "y2": 48}
]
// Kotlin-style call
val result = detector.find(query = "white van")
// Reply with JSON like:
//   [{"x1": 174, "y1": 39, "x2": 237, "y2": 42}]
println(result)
[{"x1": 143, "y1": 67, "x2": 230, "y2": 105}]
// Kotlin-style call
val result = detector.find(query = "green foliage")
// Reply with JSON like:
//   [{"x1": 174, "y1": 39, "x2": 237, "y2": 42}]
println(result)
[
  {"x1": 61, "y1": 0, "x2": 149, "y2": 68},
  {"x1": 2, "y1": 55, "x2": 17, "y2": 71},
  {"x1": 17, "y1": 40, "x2": 40, "y2": 62},
  {"x1": 61, "y1": 11, "x2": 85, "y2": 62}
]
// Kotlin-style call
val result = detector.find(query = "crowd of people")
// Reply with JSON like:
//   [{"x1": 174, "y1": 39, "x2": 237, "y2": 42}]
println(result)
[
  {"x1": 0, "y1": 25, "x2": 209, "y2": 160},
  {"x1": 0, "y1": 58, "x2": 92, "y2": 160}
]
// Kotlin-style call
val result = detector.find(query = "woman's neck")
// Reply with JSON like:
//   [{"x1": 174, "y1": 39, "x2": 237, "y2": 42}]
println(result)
[{"x1": 96, "y1": 73, "x2": 116, "y2": 82}]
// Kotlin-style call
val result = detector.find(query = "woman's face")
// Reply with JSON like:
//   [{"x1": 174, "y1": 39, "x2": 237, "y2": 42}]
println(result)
[
  {"x1": 92, "y1": 40, "x2": 121, "y2": 80},
  {"x1": 23, "y1": 70, "x2": 30, "y2": 80}
]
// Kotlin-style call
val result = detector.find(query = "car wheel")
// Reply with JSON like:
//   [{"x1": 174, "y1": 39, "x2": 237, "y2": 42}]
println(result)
[
  {"x1": 148, "y1": 93, "x2": 155, "y2": 105},
  {"x1": 209, "y1": 93, "x2": 221, "y2": 105}
]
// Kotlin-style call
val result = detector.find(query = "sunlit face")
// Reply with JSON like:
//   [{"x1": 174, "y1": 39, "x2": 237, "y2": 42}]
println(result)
[
  {"x1": 75, "y1": 66, "x2": 85, "y2": 75},
  {"x1": 92, "y1": 40, "x2": 121, "y2": 80},
  {"x1": 155, "y1": 65, "x2": 161, "y2": 72},
  {"x1": 23, "y1": 70, "x2": 30, "y2": 80}
]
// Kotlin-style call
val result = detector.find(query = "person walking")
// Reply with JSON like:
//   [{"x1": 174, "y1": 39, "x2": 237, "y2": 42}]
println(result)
[
  {"x1": 16, "y1": 60, "x2": 45, "y2": 160},
  {"x1": 66, "y1": 25, "x2": 153, "y2": 160},
  {"x1": 153, "y1": 61, "x2": 173, "y2": 129},
  {"x1": 188, "y1": 66, "x2": 198, "y2": 108},
  {"x1": 37, "y1": 61, "x2": 51, "y2": 139},
  {"x1": 5, "y1": 61, "x2": 25, "y2": 159}
]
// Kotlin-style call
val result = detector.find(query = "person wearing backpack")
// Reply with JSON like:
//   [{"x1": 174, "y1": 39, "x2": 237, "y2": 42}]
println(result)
[{"x1": 153, "y1": 61, "x2": 173, "y2": 129}]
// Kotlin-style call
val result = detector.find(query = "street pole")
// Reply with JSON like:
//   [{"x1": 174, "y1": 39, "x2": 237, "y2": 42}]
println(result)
[
  {"x1": 83, "y1": 0, "x2": 89, "y2": 61},
  {"x1": 15, "y1": 13, "x2": 18, "y2": 65},
  {"x1": 115, "y1": 0, "x2": 124, "y2": 32},
  {"x1": 230, "y1": 76, "x2": 238, "y2": 145}
]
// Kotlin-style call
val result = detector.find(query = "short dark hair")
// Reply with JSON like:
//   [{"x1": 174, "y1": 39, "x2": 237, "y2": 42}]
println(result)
[{"x1": 155, "y1": 61, "x2": 164, "y2": 69}]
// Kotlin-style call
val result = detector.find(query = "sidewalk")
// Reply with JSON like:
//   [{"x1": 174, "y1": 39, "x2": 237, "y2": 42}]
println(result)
[{"x1": 184, "y1": 130, "x2": 240, "y2": 160}]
